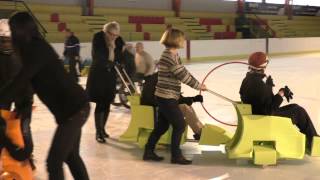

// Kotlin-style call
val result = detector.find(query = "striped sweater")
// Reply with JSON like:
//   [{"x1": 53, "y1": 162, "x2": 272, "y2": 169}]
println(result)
[{"x1": 155, "y1": 49, "x2": 201, "y2": 100}]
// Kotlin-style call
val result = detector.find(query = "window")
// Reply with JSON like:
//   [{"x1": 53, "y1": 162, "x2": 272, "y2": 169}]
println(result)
[
  {"x1": 224, "y1": 0, "x2": 263, "y2": 2},
  {"x1": 266, "y1": 0, "x2": 285, "y2": 4},
  {"x1": 293, "y1": 0, "x2": 320, "y2": 6}
]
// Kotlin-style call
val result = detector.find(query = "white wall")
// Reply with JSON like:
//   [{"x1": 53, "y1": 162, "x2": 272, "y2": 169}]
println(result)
[
  {"x1": 181, "y1": 0, "x2": 237, "y2": 13},
  {"x1": 269, "y1": 37, "x2": 320, "y2": 54},
  {"x1": 190, "y1": 39, "x2": 266, "y2": 57},
  {"x1": 95, "y1": 0, "x2": 172, "y2": 10},
  {"x1": 52, "y1": 41, "x2": 186, "y2": 60},
  {"x1": 51, "y1": 37, "x2": 320, "y2": 61}
]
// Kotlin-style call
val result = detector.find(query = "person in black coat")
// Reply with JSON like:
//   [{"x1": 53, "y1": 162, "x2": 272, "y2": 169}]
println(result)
[
  {"x1": 0, "y1": 18, "x2": 35, "y2": 169},
  {"x1": 239, "y1": 52, "x2": 318, "y2": 150},
  {"x1": 0, "y1": 12, "x2": 90, "y2": 180},
  {"x1": 86, "y1": 21, "x2": 121, "y2": 143},
  {"x1": 115, "y1": 36, "x2": 136, "y2": 79},
  {"x1": 63, "y1": 29, "x2": 80, "y2": 83}
]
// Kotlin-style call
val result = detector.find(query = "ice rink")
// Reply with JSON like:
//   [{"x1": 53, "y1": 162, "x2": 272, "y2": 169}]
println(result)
[{"x1": 31, "y1": 53, "x2": 320, "y2": 180}]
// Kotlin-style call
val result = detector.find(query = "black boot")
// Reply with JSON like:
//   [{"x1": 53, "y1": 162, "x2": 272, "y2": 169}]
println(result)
[
  {"x1": 143, "y1": 149, "x2": 164, "y2": 161},
  {"x1": 95, "y1": 112, "x2": 106, "y2": 143},
  {"x1": 193, "y1": 133, "x2": 201, "y2": 141},
  {"x1": 171, "y1": 155, "x2": 192, "y2": 165},
  {"x1": 102, "y1": 107, "x2": 110, "y2": 138}
]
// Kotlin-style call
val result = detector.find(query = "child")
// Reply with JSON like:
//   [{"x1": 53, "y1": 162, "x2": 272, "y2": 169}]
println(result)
[
  {"x1": 143, "y1": 28, "x2": 206, "y2": 165},
  {"x1": 240, "y1": 51, "x2": 318, "y2": 150}
]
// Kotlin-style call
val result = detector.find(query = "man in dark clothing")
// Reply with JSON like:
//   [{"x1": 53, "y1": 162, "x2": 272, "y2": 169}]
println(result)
[
  {"x1": 63, "y1": 29, "x2": 80, "y2": 83},
  {"x1": 239, "y1": 52, "x2": 318, "y2": 150}
]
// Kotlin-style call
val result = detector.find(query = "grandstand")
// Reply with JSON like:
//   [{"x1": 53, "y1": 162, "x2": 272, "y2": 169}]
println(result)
[{"x1": 1, "y1": 0, "x2": 320, "y2": 43}]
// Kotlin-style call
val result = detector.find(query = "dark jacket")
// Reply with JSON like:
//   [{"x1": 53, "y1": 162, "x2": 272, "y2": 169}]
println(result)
[
  {"x1": 114, "y1": 36, "x2": 136, "y2": 78},
  {"x1": 239, "y1": 71, "x2": 283, "y2": 115},
  {"x1": 141, "y1": 73, "x2": 158, "y2": 106},
  {"x1": 0, "y1": 38, "x2": 88, "y2": 123},
  {"x1": 63, "y1": 35, "x2": 80, "y2": 57},
  {"x1": 141, "y1": 72, "x2": 196, "y2": 107},
  {"x1": 0, "y1": 50, "x2": 33, "y2": 161},
  {"x1": 86, "y1": 31, "x2": 121, "y2": 103}
]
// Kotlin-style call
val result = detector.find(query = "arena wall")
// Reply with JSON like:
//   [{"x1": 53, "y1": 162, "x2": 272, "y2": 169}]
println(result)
[{"x1": 51, "y1": 37, "x2": 320, "y2": 62}]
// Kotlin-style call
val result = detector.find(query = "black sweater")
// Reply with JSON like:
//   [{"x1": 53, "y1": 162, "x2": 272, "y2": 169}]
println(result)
[
  {"x1": 0, "y1": 39, "x2": 88, "y2": 123},
  {"x1": 239, "y1": 72, "x2": 283, "y2": 115},
  {"x1": 63, "y1": 35, "x2": 80, "y2": 57}
]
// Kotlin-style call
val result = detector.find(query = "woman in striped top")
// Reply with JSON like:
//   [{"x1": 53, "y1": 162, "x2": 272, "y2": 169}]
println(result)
[{"x1": 143, "y1": 28, "x2": 207, "y2": 165}]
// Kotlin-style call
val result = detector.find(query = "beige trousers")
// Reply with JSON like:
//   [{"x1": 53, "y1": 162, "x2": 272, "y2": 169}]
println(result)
[{"x1": 179, "y1": 104, "x2": 204, "y2": 134}]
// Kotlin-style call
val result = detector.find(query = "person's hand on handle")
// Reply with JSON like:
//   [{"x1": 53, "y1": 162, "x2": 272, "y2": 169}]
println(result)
[{"x1": 200, "y1": 84, "x2": 207, "y2": 91}]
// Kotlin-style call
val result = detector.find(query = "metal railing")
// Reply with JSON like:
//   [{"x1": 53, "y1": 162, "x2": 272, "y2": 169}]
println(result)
[{"x1": 0, "y1": 0, "x2": 47, "y2": 37}]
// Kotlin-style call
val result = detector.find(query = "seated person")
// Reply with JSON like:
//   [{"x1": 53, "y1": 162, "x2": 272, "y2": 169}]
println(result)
[
  {"x1": 239, "y1": 52, "x2": 318, "y2": 150},
  {"x1": 134, "y1": 42, "x2": 155, "y2": 80},
  {"x1": 141, "y1": 73, "x2": 204, "y2": 140}
]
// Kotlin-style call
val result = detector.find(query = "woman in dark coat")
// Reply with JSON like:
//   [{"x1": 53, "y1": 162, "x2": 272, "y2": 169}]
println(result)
[
  {"x1": 86, "y1": 21, "x2": 121, "y2": 143},
  {"x1": 240, "y1": 52, "x2": 318, "y2": 150},
  {"x1": 0, "y1": 12, "x2": 90, "y2": 180}
]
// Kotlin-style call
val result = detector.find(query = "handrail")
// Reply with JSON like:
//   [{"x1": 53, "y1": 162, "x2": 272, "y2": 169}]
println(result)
[
  {"x1": 0, "y1": 0, "x2": 47, "y2": 37},
  {"x1": 252, "y1": 13, "x2": 276, "y2": 38}
]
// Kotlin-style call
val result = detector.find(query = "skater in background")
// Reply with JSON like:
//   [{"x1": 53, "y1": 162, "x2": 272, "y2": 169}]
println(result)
[
  {"x1": 0, "y1": 12, "x2": 90, "y2": 180},
  {"x1": 135, "y1": 42, "x2": 156, "y2": 79},
  {"x1": 240, "y1": 51, "x2": 318, "y2": 150},
  {"x1": 140, "y1": 72, "x2": 204, "y2": 140},
  {"x1": 143, "y1": 28, "x2": 207, "y2": 165},
  {"x1": 63, "y1": 28, "x2": 81, "y2": 83},
  {"x1": 86, "y1": 21, "x2": 122, "y2": 143},
  {"x1": 0, "y1": 18, "x2": 35, "y2": 169}
]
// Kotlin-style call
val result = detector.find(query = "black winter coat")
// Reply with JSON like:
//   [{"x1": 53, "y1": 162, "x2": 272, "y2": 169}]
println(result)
[
  {"x1": 86, "y1": 31, "x2": 121, "y2": 103},
  {"x1": 240, "y1": 71, "x2": 318, "y2": 148},
  {"x1": 239, "y1": 72, "x2": 283, "y2": 115}
]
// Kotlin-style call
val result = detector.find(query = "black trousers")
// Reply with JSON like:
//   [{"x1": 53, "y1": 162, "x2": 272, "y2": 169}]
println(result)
[
  {"x1": 145, "y1": 97, "x2": 186, "y2": 158},
  {"x1": 94, "y1": 101, "x2": 111, "y2": 133},
  {"x1": 47, "y1": 103, "x2": 90, "y2": 180},
  {"x1": 273, "y1": 104, "x2": 318, "y2": 149},
  {"x1": 68, "y1": 55, "x2": 79, "y2": 83}
]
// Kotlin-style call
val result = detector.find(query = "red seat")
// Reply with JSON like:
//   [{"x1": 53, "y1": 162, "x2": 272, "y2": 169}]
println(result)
[
  {"x1": 199, "y1": 18, "x2": 223, "y2": 25},
  {"x1": 50, "y1": 13, "x2": 59, "y2": 22}
]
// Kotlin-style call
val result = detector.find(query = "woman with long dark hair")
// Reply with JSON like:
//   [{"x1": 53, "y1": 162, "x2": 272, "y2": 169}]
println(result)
[{"x1": 0, "y1": 12, "x2": 90, "y2": 180}]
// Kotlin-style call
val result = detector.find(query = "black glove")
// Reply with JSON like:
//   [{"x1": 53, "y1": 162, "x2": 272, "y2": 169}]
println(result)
[
  {"x1": 179, "y1": 97, "x2": 193, "y2": 106},
  {"x1": 192, "y1": 95, "x2": 203, "y2": 103},
  {"x1": 266, "y1": 75, "x2": 275, "y2": 87},
  {"x1": 280, "y1": 86, "x2": 293, "y2": 102}
]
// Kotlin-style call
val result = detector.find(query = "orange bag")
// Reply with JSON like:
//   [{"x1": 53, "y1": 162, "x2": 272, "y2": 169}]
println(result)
[{"x1": 0, "y1": 110, "x2": 33, "y2": 180}]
